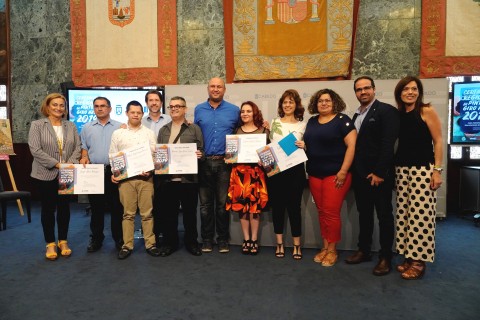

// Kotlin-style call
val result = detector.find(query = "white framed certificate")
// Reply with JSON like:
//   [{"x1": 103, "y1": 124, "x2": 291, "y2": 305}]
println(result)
[
  {"x1": 58, "y1": 164, "x2": 104, "y2": 194},
  {"x1": 154, "y1": 143, "x2": 198, "y2": 175},
  {"x1": 225, "y1": 134, "x2": 267, "y2": 163},
  {"x1": 109, "y1": 142, "x2": 154, "y2": 180},
  {"x1": 256, "y1": 136, "x2": 308, "y2": 177}
]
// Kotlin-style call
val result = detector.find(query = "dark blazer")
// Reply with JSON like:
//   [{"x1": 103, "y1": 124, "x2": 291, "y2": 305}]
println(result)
[
  {"x1": 28, "y1": 118, "x2": 81, "y2": 181},
  {"x1": 352, "y1": 99, "x2": 399, "y2": 180},
  {"x1": 157, "y1": 120, "x2": 204, "y2": 183}
]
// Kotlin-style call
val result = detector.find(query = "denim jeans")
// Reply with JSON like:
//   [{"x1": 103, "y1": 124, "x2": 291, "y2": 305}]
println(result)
[{"x1": 199, "y1": 159, "x2": 231, "y2": 242}]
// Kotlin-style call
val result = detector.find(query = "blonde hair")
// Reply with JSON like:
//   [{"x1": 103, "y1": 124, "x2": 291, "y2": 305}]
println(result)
[{"x1": 40, "y1": 93, "x2": 68, "y2": 118}]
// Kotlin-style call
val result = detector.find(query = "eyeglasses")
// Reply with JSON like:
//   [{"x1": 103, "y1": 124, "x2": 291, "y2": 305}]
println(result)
[
  {"x1": 355, "y1": 86, "x2": 373, "y2": 93},
  {"x1": 318, "y1": 99, "x2": 332, "y2": 104},
  {"x1": 167, "y1": 105, "x2": 186, "y2": 110},
  {"x1": 50, "y1": 103, "x2": 65, "y2": 109}
]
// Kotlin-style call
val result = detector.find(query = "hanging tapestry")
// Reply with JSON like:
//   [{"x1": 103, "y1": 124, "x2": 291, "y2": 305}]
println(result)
[
  {"x1": 420, "y1": 0, "x2": 480, "y2": 77},
  {"x1": 70, "y1": 0, "x2": 177, "y2": 86},
  {"x1": 229, "y1": 0, "x2": 356, "y2": 81}
]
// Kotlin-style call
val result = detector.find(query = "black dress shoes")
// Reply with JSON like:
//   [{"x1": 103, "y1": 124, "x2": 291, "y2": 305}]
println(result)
[
  {"x1": 87, "y1": 240, "x2": 102, "y2": 253},
  {"x1": 186, "y1": 243, "x2": 202, "y2": 256},
  {"x1": 146, "y1": 246, "x2": 161, "y2": 257},
  {"x1": 373, "y1": 258, "x2": 391, "y2": 276},
  {"x1": 118, "y1": 248, "x2": 132, "y2": 260},
  {"x1": 159, "y1": 245, "x2": 176, "y2": 257},
  {"x1": 345, "y1": 251, "x2": 372, "y2": 264}
]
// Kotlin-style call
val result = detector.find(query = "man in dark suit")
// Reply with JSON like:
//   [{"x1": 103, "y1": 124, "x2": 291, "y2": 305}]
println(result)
[{"x1": 345, "y1": 76, "x2": 399, "y2": 276}]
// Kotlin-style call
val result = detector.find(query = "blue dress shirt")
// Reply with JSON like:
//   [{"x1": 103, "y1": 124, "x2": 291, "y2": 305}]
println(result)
[
  {"x1": 80, "y1": 118, "x2": 122, "y2": 165},
  {"x1": 194, "y1": 100, "x2": 239, "y2": 156},
  {"x1": 142, "y1": 113, "x2": 172, "y2": 137}
]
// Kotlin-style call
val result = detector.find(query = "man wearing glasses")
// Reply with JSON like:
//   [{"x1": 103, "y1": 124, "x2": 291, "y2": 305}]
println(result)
[
  {"x1": 80, "y1": 97, "x2": 124, "y2": 252},
  {"x1": 345, "y1": 76, "x2": 399, "y2": 276},
  {"x1": 156, "y1": 97, "x2": 204, "y2": 256}
]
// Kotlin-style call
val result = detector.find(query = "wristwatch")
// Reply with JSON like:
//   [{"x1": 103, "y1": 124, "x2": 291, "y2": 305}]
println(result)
[{"x1": 433, "y1": 166, "x2": 443, "y2": 173}]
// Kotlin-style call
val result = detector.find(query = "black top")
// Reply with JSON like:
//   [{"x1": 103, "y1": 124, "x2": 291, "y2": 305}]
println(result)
[
  {"x1": 395, "y1": 110, "x2": 434, "y2": 167},
  {"x1": 304, "y1": 113, "x2": 354, "y2": 178}
]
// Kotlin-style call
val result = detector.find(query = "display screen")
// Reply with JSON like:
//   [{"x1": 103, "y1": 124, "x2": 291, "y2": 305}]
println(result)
[
  {"x1": 451, "y1": 82, "x2": 480, "y2": 144},
  {"x1": 66, "y1": 87, "x2": 165, "y2": 133}
]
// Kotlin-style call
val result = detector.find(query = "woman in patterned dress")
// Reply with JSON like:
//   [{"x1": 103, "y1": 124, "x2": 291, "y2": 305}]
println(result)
[
  {"x1": 226, "y1": 101, "x2": 269, "y2": 255},
  {"x1": 394, "y1": 76, "x2": 443, "y2": 280}
]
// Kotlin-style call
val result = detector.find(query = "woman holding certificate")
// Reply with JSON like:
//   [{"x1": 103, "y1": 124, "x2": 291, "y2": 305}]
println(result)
[
  {"x1": 304, "y1": 89, "x2": 356, "y2": 267},
  {"x1": 268, "y1": 89, "x2": 306, "y2": 260},
  {"x1": 28, "y1": 93, "x2": 81, "y2": 260},
  {"x1": 226, "y1": 101, "x2": 269, "y2": 255}
]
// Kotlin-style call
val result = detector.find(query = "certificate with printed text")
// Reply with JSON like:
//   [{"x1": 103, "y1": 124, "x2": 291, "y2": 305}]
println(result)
[
  {"x1": 58, "y1": 164, "x2": 104, "y2": 194},
  {"x1": 225, "y1": 134, "x2": 267, "y2": 164},
  {"x1": 256, "y1": 138, "x2": 308, "y2": 177},
  {"x1": 109, "y1": 143, "x2": 154, "y2": 180},
  {"x1": 154, "y1": 143, "x2": 198, "y2": 175}
]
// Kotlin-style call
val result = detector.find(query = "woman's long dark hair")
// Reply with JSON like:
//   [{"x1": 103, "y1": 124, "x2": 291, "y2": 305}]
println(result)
[{"x1": 394, "y1": 76, "x2": 430, "y2": 113}]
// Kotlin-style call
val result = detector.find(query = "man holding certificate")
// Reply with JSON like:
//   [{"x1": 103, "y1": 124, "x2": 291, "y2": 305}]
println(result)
[
  {"x1": 109, "y1": 100, "x2": 160, "y2": 259},
  {"x1": 156, "y1": 96, "x2": 204, "y2": 257},
  {"x1": 80, "y1": 97, "x2": 124, "y2": 253}
]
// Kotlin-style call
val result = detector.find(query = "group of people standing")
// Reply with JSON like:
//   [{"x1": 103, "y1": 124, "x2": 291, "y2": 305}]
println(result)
[{"x1": 28, "y1": 75, "x2": 443, "y2": 281}]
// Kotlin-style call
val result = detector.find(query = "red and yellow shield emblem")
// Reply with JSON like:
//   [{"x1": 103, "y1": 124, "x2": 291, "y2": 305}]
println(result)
[
  {"x1": 277, "y1": 0, "x2": 308, "y2": 24},
  {"x1": 109, "y1": 0, "x2": 135, "y2": 27}
]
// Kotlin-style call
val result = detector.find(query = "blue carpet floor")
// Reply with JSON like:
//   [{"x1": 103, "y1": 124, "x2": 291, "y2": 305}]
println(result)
[{"x1": 0, "y1": 202, "x2": 479, "y2": 320}]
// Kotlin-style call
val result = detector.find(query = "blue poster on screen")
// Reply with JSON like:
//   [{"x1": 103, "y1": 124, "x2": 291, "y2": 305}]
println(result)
[
  {"x1": 67, "y1": 88, "x2": 164, "y2": 134},
  {"x1": 451, "y1": 82, "x2": 480, "y2": 144}
]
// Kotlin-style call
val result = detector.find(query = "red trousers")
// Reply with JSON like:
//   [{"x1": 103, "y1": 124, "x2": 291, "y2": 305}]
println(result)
[{"x1": 308, "y1": 174, "x2": 352, "y2": 243}]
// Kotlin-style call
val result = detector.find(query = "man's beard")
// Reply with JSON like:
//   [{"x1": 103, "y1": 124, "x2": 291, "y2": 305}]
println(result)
[{"x1": 210, "y1": 97, "x2": 222, "y2": 103}]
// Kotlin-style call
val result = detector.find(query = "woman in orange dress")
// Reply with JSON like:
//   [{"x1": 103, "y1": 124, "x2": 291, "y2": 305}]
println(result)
[{"x1": 226, "y1": 101, "x2": 269, "y2": 255}]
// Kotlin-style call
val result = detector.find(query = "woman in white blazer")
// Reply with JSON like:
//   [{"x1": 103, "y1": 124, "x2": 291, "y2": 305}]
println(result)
[{"x1": 28, "y1": 93, "x2": 81, "y2": 260}]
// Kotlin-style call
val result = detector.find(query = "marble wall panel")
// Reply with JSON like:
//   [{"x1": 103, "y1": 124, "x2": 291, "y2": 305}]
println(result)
[
  {"x1": 352, "y1": 0, "x2": 420, "y2": 79},
  {"x1": 361, "y1": 0, "x2": 416, "y2": 20},
  {"x1": 178, "y1": 29, "x2": 226, "y2": 84},
  {"x1": 10, "y1": 0, "x2": 71, "y2": 142},
  {"x1": 177, "y1": 0, "x2": 224, "y2": 31},
  {"x1": 11, "y1": 84, "x2": 49, "y2": 143},
  {"x1": 177, "y1": 0, "x2": 225, "y2": 85}
]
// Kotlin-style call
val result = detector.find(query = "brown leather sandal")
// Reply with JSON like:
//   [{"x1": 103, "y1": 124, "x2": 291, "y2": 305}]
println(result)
[
  {"x1": 396, "y1": 258, "x2": 412, "y2": 272},
  {"x1": 401, "y1": 261, "x2": 425, "y2": 280},
  {"x1": 321, "y1": 251, "x2": 338, "y2": 267},
  {"x1": 314, "y1": 248, "x2": 328, "y2": 263}
]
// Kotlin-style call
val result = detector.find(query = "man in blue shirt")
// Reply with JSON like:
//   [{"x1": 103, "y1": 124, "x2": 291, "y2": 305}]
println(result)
[
  {"x1": 194, "y1": 77, "x2": 239, "y2": 253},
  {"x1": 141, "y1": 89, "x2": 171, "y2": 137},
  {"x1": 80, "y1": 97, "x2": 124, "y2": 252},
  {"x1": 142, "y1": 89, "x2": 171, "y2": 243}
]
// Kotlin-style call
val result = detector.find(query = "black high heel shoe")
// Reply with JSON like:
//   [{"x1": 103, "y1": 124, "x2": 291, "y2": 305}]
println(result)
[
  {"x1": 293, "y1": 245, "x2": 302, "y2": 260},
  {"x1": 250, "y1": 240, "x2": 259, "y2": 255},
  {"x1": 275, "y1": 243, "x2": 285, "y2": 258},
  {"x1": 241, "y1": 240, "x2": 251, "y2": 255}
]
